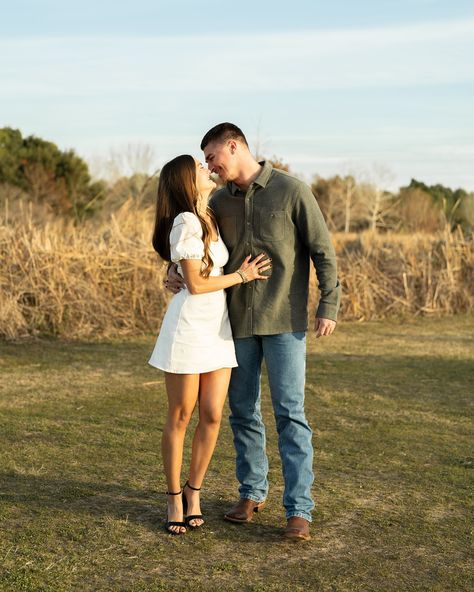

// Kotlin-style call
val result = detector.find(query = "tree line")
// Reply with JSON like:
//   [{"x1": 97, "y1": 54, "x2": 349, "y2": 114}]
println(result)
[{"x1": 1, "y1": 127, "x2": 473, "y2": 234}]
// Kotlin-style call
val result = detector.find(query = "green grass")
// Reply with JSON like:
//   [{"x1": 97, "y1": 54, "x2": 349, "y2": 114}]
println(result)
[{"x1": 0, "y1": 316, "x2": 473, "y2": 592}]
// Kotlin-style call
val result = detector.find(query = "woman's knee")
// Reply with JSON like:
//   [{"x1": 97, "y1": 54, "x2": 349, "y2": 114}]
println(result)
[
  {"x1": 167, "y1": 407, "x2": 193, "y2": 430},
  {"x1": 199, "y1": 406, "x2": 222, "y2": 427}
]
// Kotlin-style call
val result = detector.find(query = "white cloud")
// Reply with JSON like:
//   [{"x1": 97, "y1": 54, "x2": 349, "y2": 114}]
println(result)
[
  {"x1": 2, "y1": 19, "x2": 473, "y2": 191},
  {"x1": 1, "y1": 19, "x2": 474, "y2": 98}
]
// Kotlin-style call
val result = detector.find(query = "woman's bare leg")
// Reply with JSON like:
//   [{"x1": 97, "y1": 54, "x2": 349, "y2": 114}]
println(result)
[
  {"x1": 162, "y1": 372, "x2": 200, "y2": 533},
  {"x1": 185, "y1": 368, "x2": 232, "y2": 526}
]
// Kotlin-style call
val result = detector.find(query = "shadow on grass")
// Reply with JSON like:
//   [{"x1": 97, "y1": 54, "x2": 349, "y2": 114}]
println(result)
[{"x1": 0, "y1": 472, "x2": 283, "y2": 541}]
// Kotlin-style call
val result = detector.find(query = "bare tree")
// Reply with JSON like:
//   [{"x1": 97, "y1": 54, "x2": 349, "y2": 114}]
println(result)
[
  {"x1": 343, "y1": 175, "x2": 357, "y2": 233},
  {"x1": 253, "y1": 116, "x2": 268, "y2": 160},
  {"x1": 89, "y1": 143, "x2": 157, "y2": 184},
  {"x1": 22, "y1": 162, "x2": 71, "y2": 214},
  {"x1": 359, "y1": 164, "x2": 395, "y2": 232},
  {"x1": 109, "y1": 143, "x2": 156, "y2": 179},
  {"x1": 396, "y1": 187, "x2": 445, "y2": 233},
  {"x1": 312, "y1": 173, "x2": 362, "y2": 232}
]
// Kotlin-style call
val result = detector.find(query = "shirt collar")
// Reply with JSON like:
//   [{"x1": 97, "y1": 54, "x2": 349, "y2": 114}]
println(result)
[{"x1": 229, "y1": 160, "x2": 273, "y2": 195}]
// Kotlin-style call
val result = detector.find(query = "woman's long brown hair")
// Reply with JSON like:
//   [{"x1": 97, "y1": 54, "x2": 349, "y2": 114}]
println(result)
[{"x1": 152, "y1": 154, "x2": 216, "y2": 277}]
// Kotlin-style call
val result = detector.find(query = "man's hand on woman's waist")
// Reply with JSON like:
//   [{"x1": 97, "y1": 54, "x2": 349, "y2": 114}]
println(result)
[{"x1": 164, "y1": 263, "x2": 186, "y2": 294}]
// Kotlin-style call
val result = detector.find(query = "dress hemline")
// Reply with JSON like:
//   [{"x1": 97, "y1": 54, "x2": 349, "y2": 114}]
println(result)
[{"x1": 148, "y1": 360, "x2": 238, "y2": 374}]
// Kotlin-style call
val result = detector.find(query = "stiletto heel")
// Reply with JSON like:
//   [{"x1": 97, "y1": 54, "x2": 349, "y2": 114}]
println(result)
[
  {"x1": 165, "y1": 490, "x2": 186, "y2": 535},
  {"x1": 183, "y1": 481, "x2": 204, "y2": 529}
]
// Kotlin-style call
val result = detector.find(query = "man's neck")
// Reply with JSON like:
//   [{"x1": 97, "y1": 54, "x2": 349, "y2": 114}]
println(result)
[{"x1": 232, "y1": 159, "x2": 262, "y2": 192}]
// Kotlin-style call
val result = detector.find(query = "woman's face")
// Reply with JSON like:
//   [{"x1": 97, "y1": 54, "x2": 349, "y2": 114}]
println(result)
[{"x1": 195, "y1": 160, "x2": 216, "y2": 194}]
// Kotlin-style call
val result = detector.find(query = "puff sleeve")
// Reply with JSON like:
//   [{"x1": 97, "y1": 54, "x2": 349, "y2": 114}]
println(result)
[{"x1": 169, "y1": 212, "x2": 205, "y2": 263}]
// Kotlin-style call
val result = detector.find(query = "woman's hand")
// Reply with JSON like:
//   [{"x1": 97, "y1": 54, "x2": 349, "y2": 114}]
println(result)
[{"x1": 238, "y1": 253, "x2": 272, "y2": 282}]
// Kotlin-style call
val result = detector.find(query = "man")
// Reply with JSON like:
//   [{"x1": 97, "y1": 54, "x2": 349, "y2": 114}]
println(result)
[{"x1": 168, "y1": 123, "x2": 340, "y2": 541}]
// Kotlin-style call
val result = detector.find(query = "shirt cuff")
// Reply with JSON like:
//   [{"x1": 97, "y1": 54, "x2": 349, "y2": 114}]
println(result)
[{"x1": 315, "y1": 302, "x2": 339, "y2": 322}]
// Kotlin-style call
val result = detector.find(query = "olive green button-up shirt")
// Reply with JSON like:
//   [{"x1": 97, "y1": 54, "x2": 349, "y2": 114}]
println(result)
[{"x1": 209, "y1": 161, "x2": 341, "y2": 338}]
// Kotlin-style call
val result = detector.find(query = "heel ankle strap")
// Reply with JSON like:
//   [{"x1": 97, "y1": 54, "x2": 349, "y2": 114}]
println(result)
[
  {"x1": 185, "y1": 480, "x2": 201, "y2": 491},
  {"x1": 166, "y1": 490, "x2": 182, "y2": 496}
]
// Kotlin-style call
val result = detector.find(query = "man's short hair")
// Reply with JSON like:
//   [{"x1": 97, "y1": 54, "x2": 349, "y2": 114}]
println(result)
[{"x1": 200, "y1": 123, "x2": 249, "y2": 151}]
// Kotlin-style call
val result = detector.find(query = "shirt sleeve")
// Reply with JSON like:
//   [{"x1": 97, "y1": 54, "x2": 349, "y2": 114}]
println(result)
[
  {"x1": 292, "y1": 181, "x2": 341, "y2": 321},
  {"x1": 169, "y1": 212, "x2": 205, "y2": 263}
]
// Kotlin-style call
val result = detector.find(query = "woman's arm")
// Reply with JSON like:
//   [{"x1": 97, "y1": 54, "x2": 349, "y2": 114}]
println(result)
[{"x1": 180, "y1": 254, "x2": 270, "y2": 295}]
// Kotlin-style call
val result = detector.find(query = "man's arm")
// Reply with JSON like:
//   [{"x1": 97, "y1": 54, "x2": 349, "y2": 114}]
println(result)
[{"x1": 293, "y1": 181, "x2": 341, "y2": 327}]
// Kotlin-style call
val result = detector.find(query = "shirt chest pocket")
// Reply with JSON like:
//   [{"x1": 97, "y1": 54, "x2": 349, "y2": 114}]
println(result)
[{"x1": 257, "y1": 210, "x2": 286, "y2": 242}]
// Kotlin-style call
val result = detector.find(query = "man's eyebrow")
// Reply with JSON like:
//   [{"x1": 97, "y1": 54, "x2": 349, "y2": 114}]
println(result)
[{"x1": 205, "y1": 153, "x2": 213, "y2": 163}]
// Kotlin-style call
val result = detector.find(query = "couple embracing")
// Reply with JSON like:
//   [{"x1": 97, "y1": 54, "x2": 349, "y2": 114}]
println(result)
[{"x1": 148, "y1": 123, "x2": 340, "y2": 541}]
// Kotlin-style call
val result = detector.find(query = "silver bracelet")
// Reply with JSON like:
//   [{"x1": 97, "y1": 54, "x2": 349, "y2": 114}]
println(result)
[{"x1": 236, "y1": 270, "x2": 249, "y2": 284}]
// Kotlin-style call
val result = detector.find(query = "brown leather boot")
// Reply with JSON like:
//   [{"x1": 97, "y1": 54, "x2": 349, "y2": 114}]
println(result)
[
  {"x1": 284, "y1": 516, "x2": 311, "y2": 541},
  {"x1": 224, "y1": 498, "x2": 266, "y2": 523}
]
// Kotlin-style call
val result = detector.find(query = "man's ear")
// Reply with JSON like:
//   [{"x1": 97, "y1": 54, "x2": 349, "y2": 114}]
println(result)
[{"x1": 228, "y1": 139, "x2": 237, "y2": 155}]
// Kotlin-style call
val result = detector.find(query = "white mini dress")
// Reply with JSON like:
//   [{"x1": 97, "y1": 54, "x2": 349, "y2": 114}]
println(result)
[{"x1": 148, "y1": 212, "x2": 238, "y2": 374}]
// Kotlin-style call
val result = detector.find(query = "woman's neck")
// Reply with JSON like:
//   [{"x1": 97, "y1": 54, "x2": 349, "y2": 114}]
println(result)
[{"x1": 196, "y1": 192, "x2": 211, "y2": 218}]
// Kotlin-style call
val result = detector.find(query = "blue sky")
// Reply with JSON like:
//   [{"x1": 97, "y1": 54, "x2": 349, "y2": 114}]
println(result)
[{"x1": 1, "y1": 1, "x2": 473, "y2": 189}]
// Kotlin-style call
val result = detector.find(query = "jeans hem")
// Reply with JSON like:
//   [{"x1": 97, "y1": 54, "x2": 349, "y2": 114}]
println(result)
[
  {"x1": 241, "y1": 494, "x2": 267, "y2": 504},
  {"x1": 286, "y1": 511, "x2": 312, "y2": 523}
]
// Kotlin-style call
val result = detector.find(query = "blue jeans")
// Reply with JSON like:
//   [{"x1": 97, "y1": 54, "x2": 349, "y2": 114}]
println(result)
[{"x1": 228, "y1": 332, "x2": 314, "y2": 521}]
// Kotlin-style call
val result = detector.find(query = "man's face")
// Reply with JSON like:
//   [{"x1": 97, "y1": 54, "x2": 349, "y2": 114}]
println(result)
[{"x1": 203, "y1": 140, "x2": 236, "y2": 183}]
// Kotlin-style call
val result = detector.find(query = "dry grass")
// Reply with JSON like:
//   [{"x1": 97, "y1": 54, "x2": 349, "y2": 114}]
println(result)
[
  {"x1": 0, "y1": 201, "x2": 168, "y2": 339},
  {"x1": 324, "y1": 229, "x2": 474, "y2": 320},
  {"x1": 1, "y1": 201, "x2": 473, "y2": 339},
  {"x1": 0, "y1": 317, "x2": 473, "y2": 591}
]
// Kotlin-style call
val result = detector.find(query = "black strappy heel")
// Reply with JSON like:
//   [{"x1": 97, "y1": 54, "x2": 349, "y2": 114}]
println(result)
[
  {"x1": 165, "y1": 490, "x2": 186, "y2": 535},
  {"x1": 182, "y1": 481, "x2": 204, "y2": 529}
]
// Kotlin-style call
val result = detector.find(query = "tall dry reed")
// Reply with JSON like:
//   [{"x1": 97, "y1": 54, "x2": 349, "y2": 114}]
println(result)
[
  {"x1": 313, "y1": 230, "x2": 473, "y2": 321},
  {"x1": 1, "y1": 201, "x2": 473, "y2": 339},
  {"x1": 0, "y1": 200, "x2": 169, "y2": 339}
]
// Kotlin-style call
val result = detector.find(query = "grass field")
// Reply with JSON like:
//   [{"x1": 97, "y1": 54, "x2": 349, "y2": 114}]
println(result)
[{"x1": 0, "y1": 316, "x2": 473, "y2": 592}]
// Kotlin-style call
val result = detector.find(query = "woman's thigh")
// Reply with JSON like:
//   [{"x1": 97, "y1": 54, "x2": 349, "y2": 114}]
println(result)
[{"x1": 164, "y1": 373, "x2": 200, "y2": 419}]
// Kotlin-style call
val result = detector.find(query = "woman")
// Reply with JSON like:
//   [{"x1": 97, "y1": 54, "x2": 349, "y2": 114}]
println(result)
[{"x1": 149, "y1": 154, "x2": 270, "y2": 535}]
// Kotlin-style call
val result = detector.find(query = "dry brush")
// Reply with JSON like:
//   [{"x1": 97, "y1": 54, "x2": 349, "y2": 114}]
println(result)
[{"x1": 1, "y1": 201, "x2": 473, "y2": 339}]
